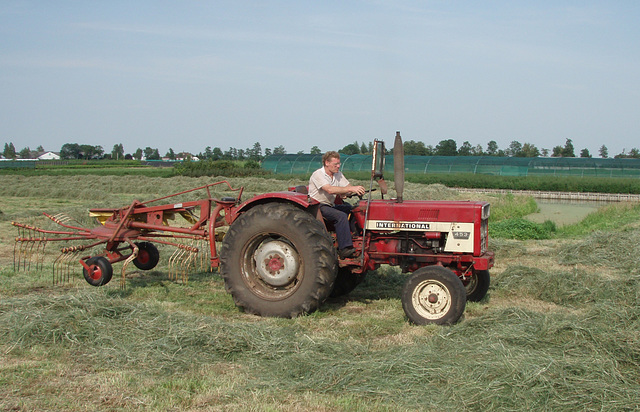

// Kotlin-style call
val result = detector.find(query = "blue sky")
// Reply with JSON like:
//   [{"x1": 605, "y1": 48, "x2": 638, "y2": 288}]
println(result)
[{"x1": 1, "y1": 1, "x2": 639, "y2": 157}]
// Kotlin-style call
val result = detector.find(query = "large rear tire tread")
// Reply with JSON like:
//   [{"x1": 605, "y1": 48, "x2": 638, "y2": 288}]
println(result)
[{"x1": 220, "y1": 203, "x2": 337, "y2": 318}]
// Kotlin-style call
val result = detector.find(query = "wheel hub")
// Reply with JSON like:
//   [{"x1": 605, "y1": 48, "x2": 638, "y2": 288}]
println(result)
[
  {"x1": 254, "y1": 240, "x2": 300, "y2": 287},
  {"x1": 413, "y1": 280, "x2": 452, "y2": 319}
]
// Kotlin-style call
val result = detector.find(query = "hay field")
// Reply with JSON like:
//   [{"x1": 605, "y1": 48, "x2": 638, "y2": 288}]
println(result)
[{"x1": 1, "y1": 175, "x2": 639, "y2": 411}]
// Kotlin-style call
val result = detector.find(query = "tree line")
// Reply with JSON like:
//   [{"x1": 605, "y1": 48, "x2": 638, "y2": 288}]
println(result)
[{"x1": 3, "y1": 138, "x2": 640, "y2": 161}]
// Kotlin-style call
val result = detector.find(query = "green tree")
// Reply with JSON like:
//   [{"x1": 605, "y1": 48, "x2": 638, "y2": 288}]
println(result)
[
  {"x1": 273, "y1": 145, "x2": 286, "y2": 155},
  {"x1": 458, "y1": 141, "x2": 473, "y2": 156},
  {"x1": 339, "y1": 142, "x2": 360, "y2": 155},
  {"x1": 3, "y1": 142, "x2": 16, "y2": 159},
  {"x1": 166, "y1": 148, "x2": 176, "y2": 160},
  {"x1": 435, "y1": 139, "x2": 457, "y2": 156},
  {"x1": 133, "y1": 148, "x2": 143, "y2": 160},
  {"x1": 599, "y1": 145, "x2": 608, "y2": 158},
  {"x1": 60, "y1": 143, "x2": 82, "y2": 159},
  {"x1": 561, "y1": 139, "x2": 575, "y2": 157},
  {"x1": 506, "y1": 141, "x2": 523, "y2": 157},
  {"x1": 486, "y1": 140, "x2": 498, "y2": 156},
  {"x1": 403, "y1": 140, "x2": 428, "y2": 156},
  {"x1": 520, "y1": 143, "x2": 540, "y2": 157},
  {"x1": 552, "y1": 146, "x2": 563, "y2": 157},
  {"x1": 248, "y1": 142, "x2": 262, "y2": 160},
  {"x1": 111, "y1": 143, "x2": 124, "y2": 160},
  {"x1": 310, "y1": 145, "x2": 321, "y2": 155},
  {"x1": 78, "y1": 144, "x2": 103, "y2": 159},
  {"x1": 580, "y1": 148, "x2": 591, "y2": 158},
  {"x1": 18, "y1": 147, "x2": 31, "y2": 159},
  {"x1": 143, "y1": 147, "x2": 155, "y2": 160}
]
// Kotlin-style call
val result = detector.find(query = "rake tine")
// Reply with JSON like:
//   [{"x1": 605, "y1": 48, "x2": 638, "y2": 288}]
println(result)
[
  {"x1": 63, "y1": 248, "x2": 76, "y2": 284},
  {"x1": 26, "y1": 234, "x2": 36, "y2": 272},
  {"x1": 37, "y1": 239, "x2": 47, "y2": 271},
  {"x1": 52, "y1": 249, "x2": 64, "y2": 285},
  {"x1": 58, "y1": 248, "x2": 69, "y2": 285},
  {"x1": 13, "y1": 235, "x2": 19, "y2": 272},
  {"x1": 168, "y1": 247, "x2": 182, "y2": 281},
  {"x1": 120, "y1": 243, "x2": 138, "y2": 289},
  {"x1": 18, "y1": 233, "x2": 28, "y2": 272},
  {"x1": 68, "y1": 249, "x2": 81, "y2": 284}
]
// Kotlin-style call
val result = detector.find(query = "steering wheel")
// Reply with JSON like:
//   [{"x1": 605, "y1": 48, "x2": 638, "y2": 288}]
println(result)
[{"x1": 346, "y1": 188, "x2": 376, "y2": 199}]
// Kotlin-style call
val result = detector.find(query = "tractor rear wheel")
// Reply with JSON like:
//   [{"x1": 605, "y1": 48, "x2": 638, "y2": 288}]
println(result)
[
  {"x1": 402, "y1": 266, "x2": 466, "y2": 325},
  {"x1": 220, "y1": 203, "x2": 338, "y2": 318},
  {"x1": 464, "y1": 269, "x2": 490, "y2": 302},
  {"x1": 133, "y1": 242, "x2": 160, "y2": 271},
  {"x1": 83, "y1": 256, "x2": 113, "y2": 287}
]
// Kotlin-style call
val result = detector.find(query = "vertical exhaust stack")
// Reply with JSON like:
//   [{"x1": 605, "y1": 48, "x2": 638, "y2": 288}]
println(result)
[{"x1": 393, "y1": 131, "x2": 404, "y2": 203}]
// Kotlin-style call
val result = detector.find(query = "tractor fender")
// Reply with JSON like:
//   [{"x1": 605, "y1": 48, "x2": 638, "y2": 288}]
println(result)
[{"x1": 229, "y1": 191, "x2": 320, "y2": 223}]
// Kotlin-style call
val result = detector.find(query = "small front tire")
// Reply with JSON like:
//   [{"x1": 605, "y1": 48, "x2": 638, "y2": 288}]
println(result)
[{"x1": 402, "y1": 266, "x2": 466, "y2": 325}]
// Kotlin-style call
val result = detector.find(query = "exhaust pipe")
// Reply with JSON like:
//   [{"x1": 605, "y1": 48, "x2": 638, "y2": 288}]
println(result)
[{"x1": 393, "y1": 131, "x2": 404, "y2": 203}]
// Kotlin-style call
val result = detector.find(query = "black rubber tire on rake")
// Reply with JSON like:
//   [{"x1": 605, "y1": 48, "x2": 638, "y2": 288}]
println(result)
[
  {"x1": 133, "y1": 242, "x2": 160, "y2": 271},
  {"x1": 83, "y1": 256, "x2": 113, "y2": 287}
]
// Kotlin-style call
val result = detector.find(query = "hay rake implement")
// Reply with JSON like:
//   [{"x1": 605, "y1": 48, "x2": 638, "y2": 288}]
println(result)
[{"x1": 12, "y1": 181, "x2": 243, "y2": 287}]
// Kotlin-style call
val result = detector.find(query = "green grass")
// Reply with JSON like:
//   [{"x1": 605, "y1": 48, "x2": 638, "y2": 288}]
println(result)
[{"x1": 1, "y1": 175, "x2": 639, "y2": 410}]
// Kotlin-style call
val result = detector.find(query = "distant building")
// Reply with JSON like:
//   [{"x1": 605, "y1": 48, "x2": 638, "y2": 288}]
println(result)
[{"x1": 38, "y1": 151, "x2": 61, "y2": 160}]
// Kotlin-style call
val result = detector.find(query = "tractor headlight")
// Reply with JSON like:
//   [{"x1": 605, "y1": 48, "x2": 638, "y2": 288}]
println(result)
[{"x1": 482, "y1": 204, "x2": 490, "y2": 220}]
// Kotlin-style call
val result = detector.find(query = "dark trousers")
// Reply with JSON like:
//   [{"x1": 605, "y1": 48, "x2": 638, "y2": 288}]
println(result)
[{"x1": 320, "y1": 204, "x2": 353, "y2": 250}]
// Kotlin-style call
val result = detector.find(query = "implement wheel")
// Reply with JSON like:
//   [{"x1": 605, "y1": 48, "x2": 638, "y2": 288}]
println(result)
[
  {"x1": 83, "y1": 256, "x2": 113, "y2": 287},
  {"x1": 133, "y1": 242, "x2": 160, "y2": 271},
  {"x1": 220, "y1": 203, "x2": 337, "y2": 318},
  {"x1": 464, "y1": 269, "x2": 490, "y2": 302},
  {"x1": 402, "y1": 266, "x2": 466, "y2": 325}
]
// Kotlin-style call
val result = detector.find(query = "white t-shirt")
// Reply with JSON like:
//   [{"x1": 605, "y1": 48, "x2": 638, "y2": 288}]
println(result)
[{"x1": 308, "y1": 167, "x2": 350, "y2": 206}]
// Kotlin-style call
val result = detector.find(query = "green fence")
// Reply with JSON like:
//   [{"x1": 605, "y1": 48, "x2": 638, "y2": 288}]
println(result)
[
  {"x1": 261, "y1": 155, "x2": 640, "y2": 178},
  {"x1": 0, "y1": 160, "x2": 36, "y2": 169}
]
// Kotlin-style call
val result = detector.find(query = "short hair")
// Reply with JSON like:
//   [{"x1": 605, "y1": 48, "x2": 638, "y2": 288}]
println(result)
[{"x1": 322, "y1": 151, "x2": 340, "y2": 165}]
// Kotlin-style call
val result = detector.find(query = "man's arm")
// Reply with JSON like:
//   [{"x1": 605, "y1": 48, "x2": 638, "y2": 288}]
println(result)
[{"x1": 320, "y1": 183, "x2": 366, "y2": 197}]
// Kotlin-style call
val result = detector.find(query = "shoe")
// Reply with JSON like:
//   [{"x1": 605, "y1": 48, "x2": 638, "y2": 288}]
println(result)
[{"x1": 338, "y1": 247, "x2": 357, "y2": 259}]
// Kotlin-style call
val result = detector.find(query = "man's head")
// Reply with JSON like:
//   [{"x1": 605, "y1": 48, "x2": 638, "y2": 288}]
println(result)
[{"x1": 322, "y1": 151, "x2": 341, "y2": 176}]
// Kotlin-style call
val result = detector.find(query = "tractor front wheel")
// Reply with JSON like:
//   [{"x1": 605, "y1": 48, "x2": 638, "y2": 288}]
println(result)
[
  {"x1": 133, "y1": 242, "x2": 160, "y2": 271},
  {"x1": 220, "y1": 203, "x2": 337, "y2": 318},
  {"x1": 83, "y1": 256, "x2": 113, "y2": 287},
  {"x1": 402, "y1": 266, "x2": 466, "y2": 325}
]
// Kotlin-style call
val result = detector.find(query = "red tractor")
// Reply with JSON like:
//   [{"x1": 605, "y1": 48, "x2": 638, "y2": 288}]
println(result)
[
  {"x1": 12, "y1": 132, "x2": 493, "y2": 325},
  {"x1": 219, "y1": 133, "x2": 493, "y2": 325}
]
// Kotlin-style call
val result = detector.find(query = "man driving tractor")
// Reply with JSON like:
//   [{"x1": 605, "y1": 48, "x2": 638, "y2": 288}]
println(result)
[{"x1": 308, "y1": 151, "x2": 366, "y2": 259}]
